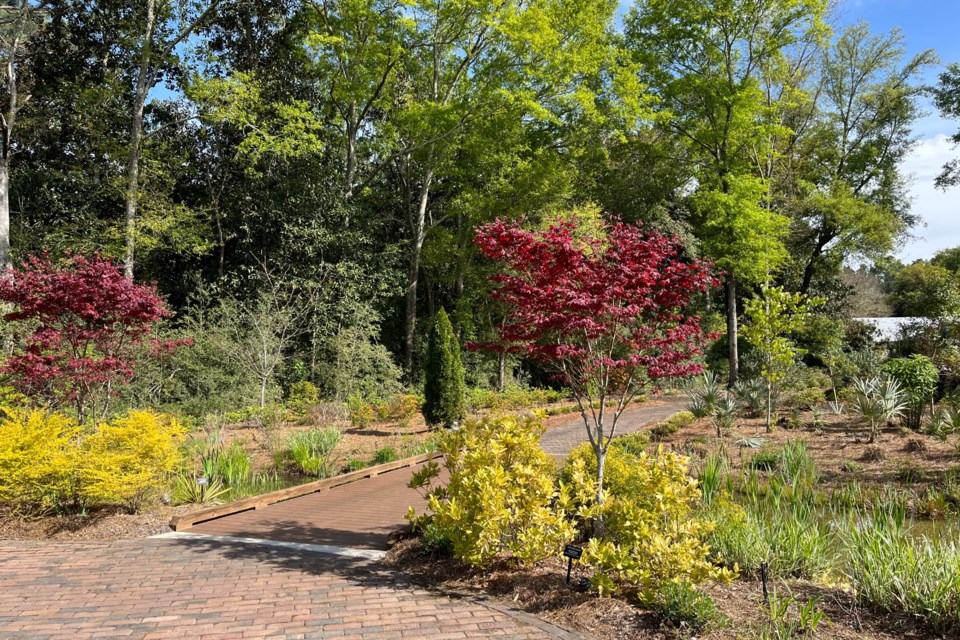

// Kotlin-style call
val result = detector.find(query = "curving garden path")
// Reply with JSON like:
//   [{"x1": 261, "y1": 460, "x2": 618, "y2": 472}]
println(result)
[{"x1": 0, "y1": 398, "x2": 685, "y2": 639}]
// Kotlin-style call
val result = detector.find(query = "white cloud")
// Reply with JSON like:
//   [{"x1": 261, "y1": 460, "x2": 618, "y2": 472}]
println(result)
[{"x1": 900, "y1": 132, "x2": 960, "y2": 262}]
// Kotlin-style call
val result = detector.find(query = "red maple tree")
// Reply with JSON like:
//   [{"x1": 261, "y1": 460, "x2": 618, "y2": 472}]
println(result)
[
  {"x1": 473, "y1": 218, "x2": 717, "y2": 501},
  {"x1": 0, "y1": 253, "x2": 170, "y2": 421}
]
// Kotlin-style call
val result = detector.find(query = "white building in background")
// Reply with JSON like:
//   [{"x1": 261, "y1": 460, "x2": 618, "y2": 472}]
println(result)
[{"x1": 854, "y1": 317, "x2": 930, "y2": 342}]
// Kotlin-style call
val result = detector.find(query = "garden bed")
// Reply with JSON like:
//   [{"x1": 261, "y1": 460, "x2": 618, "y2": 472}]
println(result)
[{"x1": 387, "y1": 537, "x2": 940, "y2": 640}]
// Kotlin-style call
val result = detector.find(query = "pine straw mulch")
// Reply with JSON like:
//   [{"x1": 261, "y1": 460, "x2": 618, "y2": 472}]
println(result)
[{"x1": 386, "y1": 538, "x2": 948, "y2": 640}]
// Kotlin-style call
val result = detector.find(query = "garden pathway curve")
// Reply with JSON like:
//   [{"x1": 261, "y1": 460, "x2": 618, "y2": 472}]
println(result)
[
  {"x1": 0, "y1": 398, "x2": 686, "y2": 639},
  {"x1": 185, "y1": 395, "x2": 688, "y2": 549}
]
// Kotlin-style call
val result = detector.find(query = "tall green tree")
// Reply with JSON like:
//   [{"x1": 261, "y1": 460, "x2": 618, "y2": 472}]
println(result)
[
  {"x1": 423, "y1": 308, "x2": 465, "y2": 427},
  {"x1": 785, "y1": 23, "x2": 933, "y2": 296},
  {"x1": 626, "y1": 0, "x2": 827, "y2": 385}
]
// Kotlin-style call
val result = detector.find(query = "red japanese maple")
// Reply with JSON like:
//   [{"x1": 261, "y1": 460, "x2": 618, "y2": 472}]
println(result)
[
  {"x1": 473, "y1": 218, "x2": 717, "y2": 501},
  {"x1": 0, "y1": 253, "x2": 170, "y2": 421}
]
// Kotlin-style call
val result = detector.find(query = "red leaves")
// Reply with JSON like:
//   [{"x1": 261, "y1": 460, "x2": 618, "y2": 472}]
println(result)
[
  {"x1": 0, "y1": 253, "x2": 170, "y2": 415},
  {"x1": 472, "y1": 218, "x2": 718, "y2": 392}
]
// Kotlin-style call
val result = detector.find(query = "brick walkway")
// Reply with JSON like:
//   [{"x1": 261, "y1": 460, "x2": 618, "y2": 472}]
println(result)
[
  {"x1": 1, "y1": 400, "x2": 688, "y2": 639},
  {"x1": 0, "y1": 537, "x2": 569, "y2": 639},
  {"x1": 539, "y1": 396, "x2": 687, "y2": 458}
]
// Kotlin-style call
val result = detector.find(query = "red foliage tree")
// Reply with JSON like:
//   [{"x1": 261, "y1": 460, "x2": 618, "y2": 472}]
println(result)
[
  {"x1": 0, "y1": 253, "x2": 170, "y2": 421},
  {"x1": 473, "y1": 218, "x2": 717, "y2": 502}
]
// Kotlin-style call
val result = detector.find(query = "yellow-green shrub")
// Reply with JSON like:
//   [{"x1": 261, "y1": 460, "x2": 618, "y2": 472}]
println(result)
[
  {"x1": 408, "y1": 414, "x2": 573, "y2": 567},
  {"x1": 563, "y1": 444, "x2": 735, "y2": 601},
  {"x1": 0, "y1": 409, "x2": 80, "y2": 514},
  {"x1": 79, "y1": 410, "x2": 185, "y2": 511}
]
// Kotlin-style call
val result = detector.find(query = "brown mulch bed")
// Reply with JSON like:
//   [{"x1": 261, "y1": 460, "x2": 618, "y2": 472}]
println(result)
[
  {"x1": 387, "y1": 538, "x2": 945, "y2": 640},
  {"x1": 659, "y1": 410, "x2": 960, "y2": 490},
  {"x1": 0, "y1": 504, "x2": 194, "y2": 542}
]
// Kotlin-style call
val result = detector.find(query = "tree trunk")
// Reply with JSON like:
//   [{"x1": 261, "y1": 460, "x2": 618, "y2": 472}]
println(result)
[
  {"x1": 0, "y1": 161, "x2": 10, "y2": 271},
  {"x1": 496, "y1": 351, "x2": 506, "y2": 392},
  {"x1": 0, "y1": 6, "x2": 25, "y2": 273},
  {"x1": 123, "y1": 0, "x2": 157, "y2": 281},
  {"x1": 726, "y1": 275, "x2": 739, "y2": 386},
  {"x1": 766, "y1": 379, "x2": 773, "y2": 432},
  {"x1": 403, "y1": 169, "x2": 435, "y2": 372}
]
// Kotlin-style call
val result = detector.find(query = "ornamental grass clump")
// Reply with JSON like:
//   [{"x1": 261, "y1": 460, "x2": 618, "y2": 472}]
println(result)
[
  {"x1": 407, "y1": 414, "x2": 572, "y2": 567},
  {"x1": 846, "y1": 509, "x2": 960, "y2": 633}
]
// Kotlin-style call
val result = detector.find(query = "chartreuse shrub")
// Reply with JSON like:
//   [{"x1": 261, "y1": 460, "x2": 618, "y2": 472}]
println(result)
[
  {"x1": 882, "y1": 355, "x2": 939, "y2": 430},
  {"x1": 407, "y1": 414, "x2": 572, "y2": 567},
  {"x1": 0, "y1": 409, "x2": 80, "y2": 514},
  {"x1": 423, "y1": 309, "x2": 466, "y2": 427},
  {"x1": 286, "y1": 381, "x2": 319, "y2": 414},
  {"x1": 79, "y1": 411, "x2": 186, "y2": 511},
  {"x1": 563, "y1": 443, "x2": 736, "y2": 602},
  {"x1": 0, "y1": 409, "x2": 184, "y2": 514}
]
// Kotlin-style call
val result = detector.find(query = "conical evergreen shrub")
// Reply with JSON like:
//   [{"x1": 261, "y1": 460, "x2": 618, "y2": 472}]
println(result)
[{"x1": 423, "y1": 308, "x2": 466, "y2": 427}]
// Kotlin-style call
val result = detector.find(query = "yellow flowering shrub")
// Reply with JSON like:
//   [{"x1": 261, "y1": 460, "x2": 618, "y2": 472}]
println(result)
[
  {"x1": 0, "y1": 409, "x2": 80, "y2": 514},
  {"x1": 563, "y1": 443, "x2": 736, "y2": 602},
  {"x1": 408, "y1": 414, "x2": 573, "y2": 567},
  {"x1": 79, "y1": 410, "x2": 185, "y2": 511}
]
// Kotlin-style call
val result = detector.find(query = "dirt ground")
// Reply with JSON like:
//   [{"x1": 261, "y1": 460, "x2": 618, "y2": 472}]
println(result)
[{"x1": 662, "y1": 410, "x2": 960, "y2": 490}]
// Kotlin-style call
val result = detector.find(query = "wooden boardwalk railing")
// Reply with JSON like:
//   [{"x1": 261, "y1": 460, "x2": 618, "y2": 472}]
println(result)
[{"x1": 170, "y1": 451, "x2": 440, "y2": 531}]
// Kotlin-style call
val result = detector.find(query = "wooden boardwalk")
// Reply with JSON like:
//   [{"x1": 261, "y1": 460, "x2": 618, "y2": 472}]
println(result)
[
  {"x1": 189, "y1": 460, "x2": 440, "y2": 550},
  {"x1": 181, "y1": 398, "x2": 685, "y2": 550}
]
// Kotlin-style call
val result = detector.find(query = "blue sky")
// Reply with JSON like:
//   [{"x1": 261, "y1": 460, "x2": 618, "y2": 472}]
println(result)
[{"x1": 839, "y1": 0, "x2": 960, "y2": 262}]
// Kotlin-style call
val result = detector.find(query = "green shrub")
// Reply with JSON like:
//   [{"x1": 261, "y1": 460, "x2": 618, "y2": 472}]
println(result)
[
  {"x1": 287, "y1": 427, "x2": 342, "y2": 478},
  {"x1": 733, "y1": 378, "x2": 768, "y2": 418},
  {"x1": 375, "y1": 393, "x2": 421, "y2": 421},
  {"x1": 650, "y1": 410, "x2": 696, "y2": 440},
  {"x1": 654, "y1": 581, "x2": 725, "y2": 633},
  {"x1": 408, "y1": 414, "x2": 571, "y2": 567},
  {"x1": 286, "y1": 381, "x2": 320, "y2": 413},
  {"x1": 373, "y1": 447, "x2": 398, "y2": 465},
  {"x1": 747, "y1": 450, "x2": 779, "y2": 472},
  {"x1": 346, "y1": 458, "x2": 366, "y2": 472},
  {"x1": 346, "y1": 393, "x2": 376, "y2": 428},
  {"x1": 423, "y1": 309, "x2": 466, "y2": 427},
  {"x1": 882, "y1": 355, "x2": 939, "y2": 430},
  {"x1": 612, "y1": 431, "x2": 650, "y2": 456}
]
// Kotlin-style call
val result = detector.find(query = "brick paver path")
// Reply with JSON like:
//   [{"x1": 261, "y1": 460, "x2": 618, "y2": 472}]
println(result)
[
  {"x1": 539, "y1": 395, "x2": 687, "y2": 458},
  {"x1": 0, "y1": 537, "x2": 568, "y2": 639},
  {"x1": 2, "y1": 399, "x2": 688, "y2": 639}
]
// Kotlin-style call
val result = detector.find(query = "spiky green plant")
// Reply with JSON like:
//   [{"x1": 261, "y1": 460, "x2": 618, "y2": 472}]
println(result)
[{"x1": 850, "y1": 376, "x2": 907, "y2": 443}]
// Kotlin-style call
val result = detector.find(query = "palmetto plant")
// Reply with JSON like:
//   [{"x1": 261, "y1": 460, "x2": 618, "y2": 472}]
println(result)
[
  {"x1": 686, "y1": 371, "x2": 723, "y2": 418},
  {"x1": 711, "y1": 394, "x2": 740, "y2": 438},
  {"x1": 851, "y1": 377, "x2": 907, "y2": 444}
]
